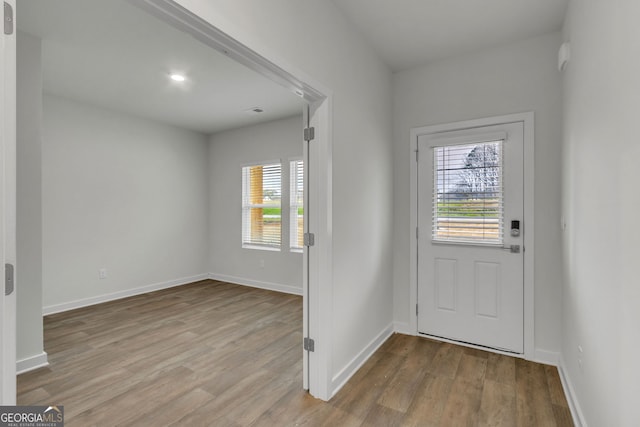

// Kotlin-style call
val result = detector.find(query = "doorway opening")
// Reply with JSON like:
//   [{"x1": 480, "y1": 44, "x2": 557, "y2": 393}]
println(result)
[{"x1": 14, "y1": 0, "x2": 332, "y2": 402}]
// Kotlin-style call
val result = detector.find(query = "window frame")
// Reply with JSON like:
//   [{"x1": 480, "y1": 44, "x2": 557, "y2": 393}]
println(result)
[
  {"x1": 431, "y1": 140, "x2": 505, "y2": 246},
  {"x1": 241, "y1": 160, "x2": 283, "y2": 251},
  {"x1": 289, "y1": 158, "x2": 304, "y2": 253}
]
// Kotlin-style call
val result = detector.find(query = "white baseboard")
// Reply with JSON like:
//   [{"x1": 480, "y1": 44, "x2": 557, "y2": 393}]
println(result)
[
  {"x1": 330, "y1": 323, "x2": 394, "y2": 398},
  {"x1": 533, "y1": 348, "x2": 560, "y2": 366},
  {"x1": 208, "y1": 273, "x2": 303, "y2": 296},
  {"x1": 393, "y1": 321, "x2": 413, "y2": 335},
  {"x1": 558, "y1": 356, "x2": 587, "y2": 427},
  {"x1": 17, "y1": 351, "x2": 49, "y2": 375},
  {"x1": 42, "y1": 274, "x2": 209, "y2": 315}
]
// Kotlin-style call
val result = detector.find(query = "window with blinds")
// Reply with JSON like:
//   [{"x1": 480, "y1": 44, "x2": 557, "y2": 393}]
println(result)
[
  {"x1": 290, "y1": 160, "x2": 304, "y2": 251},
  {"x1": 433, "y1": 141, "x2": 504, "y2": 244},
  {"x1": 242, "y1": 163, "x2": 282, "y2": 249}
]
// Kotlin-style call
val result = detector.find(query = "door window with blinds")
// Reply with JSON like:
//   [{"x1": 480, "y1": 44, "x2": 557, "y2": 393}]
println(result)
[
  {"x1": 242, "y1": 162, "x2": 282, "y2": 249},
  {"x1": 290, "y1": 160, "x2": 304, "y2": 251},
  {"x1": 433, "y1": 140, "x2": 504, "y2": 244}
]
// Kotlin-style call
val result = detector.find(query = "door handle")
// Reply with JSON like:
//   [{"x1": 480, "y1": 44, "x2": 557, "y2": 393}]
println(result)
[{"x1": 502, "y1": 245, "x2": 520, "y2": 254}]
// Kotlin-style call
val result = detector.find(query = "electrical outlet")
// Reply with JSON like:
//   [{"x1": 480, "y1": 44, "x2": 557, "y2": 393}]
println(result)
[{"x1": 99, "y1": 268, "x2": 107, "y2": 279}]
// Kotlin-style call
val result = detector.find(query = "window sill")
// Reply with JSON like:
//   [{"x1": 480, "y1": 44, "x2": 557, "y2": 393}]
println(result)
[{"x1": 242, "y1": 244, "x2": 281, "y2": 252}]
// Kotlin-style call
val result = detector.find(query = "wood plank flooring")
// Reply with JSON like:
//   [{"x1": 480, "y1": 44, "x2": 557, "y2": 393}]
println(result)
[{"x1": 18, "y1": 280, "x2": 573, "y2": 426}]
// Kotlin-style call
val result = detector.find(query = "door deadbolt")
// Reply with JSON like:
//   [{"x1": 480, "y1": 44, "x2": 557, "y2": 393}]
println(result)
[{"x1": 510, "y1": 220, "x2": 521, "y2": 237}]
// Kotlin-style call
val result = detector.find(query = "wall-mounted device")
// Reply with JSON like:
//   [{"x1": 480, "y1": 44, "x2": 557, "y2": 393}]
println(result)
[{"x1": 558, "y1": 42, "x2": 571, "y2": 71}]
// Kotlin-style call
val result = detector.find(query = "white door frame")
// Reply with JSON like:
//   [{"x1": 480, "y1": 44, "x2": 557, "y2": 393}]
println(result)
[
  {"x1": 127, "y1": 0, "x2": 334, "y2": 400},
  {"x1": 1, "y1": 0, "x2": 17, "y2": 404},
  {"x1": 409, "y1": 112, "x2": 535, "y2": 359}
]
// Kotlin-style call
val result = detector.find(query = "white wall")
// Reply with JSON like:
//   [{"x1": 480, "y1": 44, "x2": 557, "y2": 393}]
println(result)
[
  {"x1": 16, "y1": 31, "x2": 45, "y2": 367},
  {"x1": 174, "y1": 0, "x2": 394, "y2": 395},
  {"x1": 42, "y1": 94, "x2": 210, "y2": 312},
  {"x1": 561, "y1": 0, "x2": 640, "y2": 425},
  {"x1": 393, "y1": 33, "x2": 564, "y2": 357},
  {"x1": 208, "y1": 115, "x2": 303, "y2": 294}
]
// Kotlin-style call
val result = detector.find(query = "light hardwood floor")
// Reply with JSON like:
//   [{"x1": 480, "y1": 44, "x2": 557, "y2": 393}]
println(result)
[{"x1": 18, "y1": 280, "x2": 573, "y2": 426}]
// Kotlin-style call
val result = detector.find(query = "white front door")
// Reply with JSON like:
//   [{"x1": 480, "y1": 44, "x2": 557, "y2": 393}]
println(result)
[
  {"x1": 417, "y1": 122, "x2": 524, "y2": 353},
  {"x1": 1, "y1": 0, "x2": 17, "y2": 404}
]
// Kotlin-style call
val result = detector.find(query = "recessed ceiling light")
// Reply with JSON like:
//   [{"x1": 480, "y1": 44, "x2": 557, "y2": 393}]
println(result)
[{"x1": 169, "y1": 73, "x2": 186, "y2": 82}]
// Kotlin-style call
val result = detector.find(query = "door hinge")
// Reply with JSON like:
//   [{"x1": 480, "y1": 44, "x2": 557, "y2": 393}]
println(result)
[
  {"x1": 304, "y1": 232, "x2": 315, "y2": 247},
  {"x1": 303, "y1": 337, "x2": 315, "y2": 352},
  {"x1": 4, "y1": 2, "x2": 13, "y2": 35},
  {"x1": 5, "y1": 263, "x2": 14, "y2": 296},
  {"x1": 416, "y1": 303, "x2": 419, "y2": 316},
  {"x1": 304, "y1": 127, "x2": 315, "y2": 142},
  {"x1": 415, "y1": 150, "x2": 419, "y2": 162}
]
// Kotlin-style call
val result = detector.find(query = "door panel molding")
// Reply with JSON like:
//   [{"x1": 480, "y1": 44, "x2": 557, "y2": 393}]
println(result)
[{"x1": 410, "y1": 112, "x2": 535, "y2": 359}]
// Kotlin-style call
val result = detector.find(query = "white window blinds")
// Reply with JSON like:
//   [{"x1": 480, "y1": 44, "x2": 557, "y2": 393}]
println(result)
[
  {"x1": 432, "y1": 141, "x2": 504, "y2": 244},
  {"x1": 290, "y1": 160, "x2": 304, "y2": 251},
  {"x1": 242, "y1": 163, "x2": 282, "y2": 249}
]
